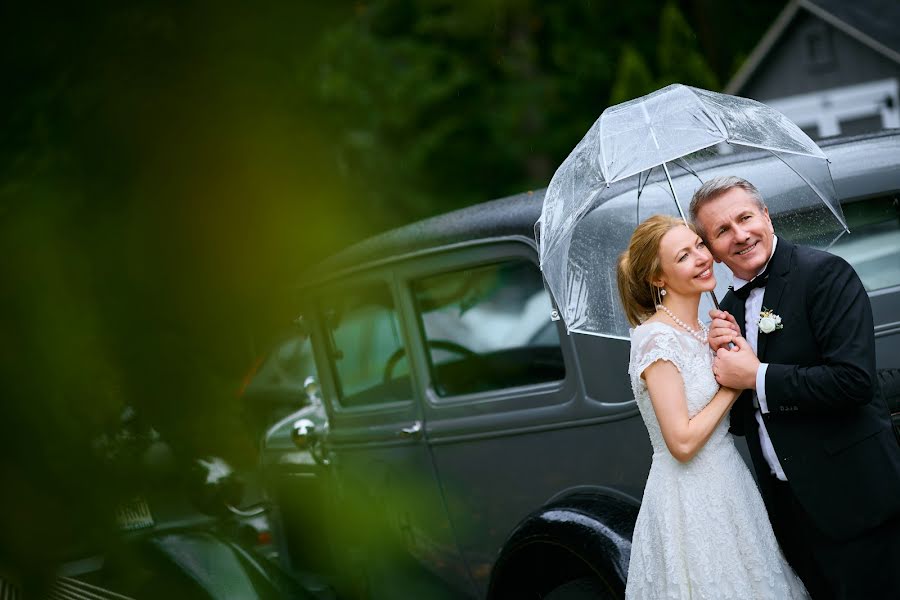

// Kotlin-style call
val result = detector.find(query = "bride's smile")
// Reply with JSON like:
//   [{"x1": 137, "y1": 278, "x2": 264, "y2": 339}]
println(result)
[{"x1": 652, "y1": 225, "x2": 718, "y2": 296}]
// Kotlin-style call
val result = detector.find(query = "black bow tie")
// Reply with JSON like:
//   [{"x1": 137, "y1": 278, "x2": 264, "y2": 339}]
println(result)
[{"x1": 732, "y1": 266, "x2": 771, "y2": 301}]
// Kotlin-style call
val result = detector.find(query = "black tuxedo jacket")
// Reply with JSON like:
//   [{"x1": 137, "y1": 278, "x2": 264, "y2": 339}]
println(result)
[{"x1": 722, "y1": 239, "x2": 900, "y2": 540}]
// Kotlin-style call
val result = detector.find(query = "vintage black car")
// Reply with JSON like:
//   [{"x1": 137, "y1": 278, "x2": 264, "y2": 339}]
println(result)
[{"x1": 258, "y1": 130, "x2": 900, "y2": 599}]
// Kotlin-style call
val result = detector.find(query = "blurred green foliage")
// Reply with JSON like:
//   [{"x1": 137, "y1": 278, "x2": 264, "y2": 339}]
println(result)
[
  {"x1": 0, "y1": 0, "x2": 783, "y2": 580},
  {"x1": 314, "y1": 0, "x2": 782, "y2": 220}
]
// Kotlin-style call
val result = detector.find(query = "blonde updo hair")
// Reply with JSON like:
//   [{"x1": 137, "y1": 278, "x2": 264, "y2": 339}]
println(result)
[{"x1": 617, "y1": 215, "x2": 690, "y2": 326}]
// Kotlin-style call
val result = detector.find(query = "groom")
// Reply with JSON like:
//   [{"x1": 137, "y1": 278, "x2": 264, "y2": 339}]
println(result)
[{"x1": 690, "y1": 176, "x2": 900, "y2": 599}]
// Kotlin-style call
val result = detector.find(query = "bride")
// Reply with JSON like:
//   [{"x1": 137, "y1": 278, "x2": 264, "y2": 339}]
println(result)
[{"x1": 617, "y1": 215, "x2": 808, "y2": 599}]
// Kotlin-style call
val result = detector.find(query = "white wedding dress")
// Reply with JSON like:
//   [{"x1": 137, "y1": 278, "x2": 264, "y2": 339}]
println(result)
[{"x1": 625, "y1": 321, "x2": 809, "y2": 600}]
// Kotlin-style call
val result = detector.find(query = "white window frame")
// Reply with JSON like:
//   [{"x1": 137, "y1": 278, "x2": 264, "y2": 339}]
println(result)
[{"x1": 765, "y1": 78, "x2": 900, "y2": 137}]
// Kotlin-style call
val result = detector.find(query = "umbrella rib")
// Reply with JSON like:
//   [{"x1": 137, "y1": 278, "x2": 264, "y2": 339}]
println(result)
[
  {"x1": 670, "y1": 158, "x2": 704, "y2": 185},
  {"x1": 598, "y1": 114, "x2": 608, "y2": 180},
  {"x1": 569, "y1": 327, "x2": 630, "y2": 341},
  {"x1": 640, "y1": 102, "x2": 661, "y2": 151},
  {"x1": 731, "y1": 140, "x2": 826, "y2": 159},
  {"x1": 822, "y1": 228, "x2": 848, "y2": 251},
  {"x1": 769, "y1": 151, "x2": 849, "y2": 231},
  {"x1": 662, "y1": 162, "x2": 688, "y2": 223},
  {"x1": 539, "y1": 185, "x2": 605, "y2": 266},
  {"x1": 636, "y1": 166, "x2": 655, "y2": 223},
  {"x1": 685, "y1": 86, "x2": 728, "y2": 137}
]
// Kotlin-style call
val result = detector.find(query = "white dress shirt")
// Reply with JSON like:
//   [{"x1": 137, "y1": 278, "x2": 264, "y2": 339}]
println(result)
[{"x1": 731, "y1": 236, "x2": 787, "y2": 481}]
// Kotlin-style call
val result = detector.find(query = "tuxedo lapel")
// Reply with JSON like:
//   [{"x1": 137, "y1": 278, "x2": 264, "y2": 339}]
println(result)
[{"x1": 757, "y1": 240, "x2": 794, "y2": 361}]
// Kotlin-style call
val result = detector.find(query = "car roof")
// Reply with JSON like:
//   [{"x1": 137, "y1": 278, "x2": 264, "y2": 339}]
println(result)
[
  {"x1": 307, "y1": 189, "x2": 546, "y2": 282},
  {"x1": 305, "y1": 129, "x2": 900, "y2": 284}
]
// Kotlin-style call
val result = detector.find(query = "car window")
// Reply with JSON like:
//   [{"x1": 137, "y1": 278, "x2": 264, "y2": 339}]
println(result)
[
  {"x1": 319, "y1": 282, "x2": 412, "y2": 408},
  {"x1": 829, "y1": 193, "x2": 900, "y2": 291},
  {"x1": 411, "y1": 259, "x2": 565, "y2": 398}
]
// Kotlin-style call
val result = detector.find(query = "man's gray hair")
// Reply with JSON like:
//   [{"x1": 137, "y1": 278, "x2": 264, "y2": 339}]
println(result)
[{"x1": 689, "y1": 176, "x2": 767, "y2": 236}]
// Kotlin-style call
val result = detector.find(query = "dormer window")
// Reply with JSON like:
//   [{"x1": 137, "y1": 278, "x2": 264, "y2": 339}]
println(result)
[{"x1": 805, "y1": 23, "x2": 836, "y2": 72}]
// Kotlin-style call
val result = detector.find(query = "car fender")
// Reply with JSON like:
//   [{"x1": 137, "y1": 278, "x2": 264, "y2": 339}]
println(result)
[
  {"x1": 144, "y1": 531, "x2": 312, "y2": 599},
  {"x1": 487, "y1": 489, "x2": 638, "y2": 599}
]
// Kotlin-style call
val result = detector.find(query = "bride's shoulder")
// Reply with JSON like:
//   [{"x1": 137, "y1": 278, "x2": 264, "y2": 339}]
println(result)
[
  {"x1": 628, "y1": 321, "x2": 689, "y2": 376},
  {"x1": 631, "y1": 318, "x2": 671, "y2": 338},
  {"x1": 630, "y1": 319, "x2": 680, "y2": 348}
]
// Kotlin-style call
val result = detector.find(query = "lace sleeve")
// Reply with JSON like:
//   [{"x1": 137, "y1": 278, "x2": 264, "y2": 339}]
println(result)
[{"x1": 629, "y1": 323, "x2": 689, "y2": 384}]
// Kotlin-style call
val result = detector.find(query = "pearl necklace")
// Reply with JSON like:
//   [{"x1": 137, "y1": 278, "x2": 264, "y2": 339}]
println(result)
[{"x1": 655, "y1": 304, "x2": 708, "y2": 342}]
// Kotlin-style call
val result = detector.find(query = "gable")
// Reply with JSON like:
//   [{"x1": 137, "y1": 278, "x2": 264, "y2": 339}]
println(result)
[
  {"x1": 739, "y1": 10, "x2": 900, "y2": 101},
  {"x1": 807, "y1": 0, "x2": 900, "y2": 61}
]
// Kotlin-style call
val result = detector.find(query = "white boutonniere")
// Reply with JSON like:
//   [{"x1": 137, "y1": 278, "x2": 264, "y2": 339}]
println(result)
[{"x1": 757, "y1": 307, "x2": 783, "y2": 334}]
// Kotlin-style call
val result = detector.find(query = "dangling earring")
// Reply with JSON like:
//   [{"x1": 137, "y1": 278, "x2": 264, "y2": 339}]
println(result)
[{"x1": 652, "y1": 285, "x2": 666, "y2": 307}]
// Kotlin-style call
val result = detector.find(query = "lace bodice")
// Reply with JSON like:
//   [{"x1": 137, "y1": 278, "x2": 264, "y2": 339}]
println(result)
[{"x1": 628, "y1": 321, "x2": 723, "y2": 456}]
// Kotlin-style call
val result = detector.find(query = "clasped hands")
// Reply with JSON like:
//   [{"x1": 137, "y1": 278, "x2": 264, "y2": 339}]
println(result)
[{"x1": 709, "y1": 310, "x2": 759, "y2": 390}]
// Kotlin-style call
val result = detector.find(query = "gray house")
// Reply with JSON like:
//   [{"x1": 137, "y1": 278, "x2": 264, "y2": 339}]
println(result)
[{"x1": 726, "y1": 0, "x2": 900, "y2": 139}]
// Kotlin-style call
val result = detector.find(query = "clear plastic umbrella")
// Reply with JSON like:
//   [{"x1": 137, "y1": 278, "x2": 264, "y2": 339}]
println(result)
[{"x1": 537, "y1": 84, "x2": 848, "y2": 339}]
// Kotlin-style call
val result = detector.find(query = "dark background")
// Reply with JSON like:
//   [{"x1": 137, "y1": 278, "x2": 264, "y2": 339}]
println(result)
[{"x1": 0, "y1": 0, "x2": 784, "y2": 574}]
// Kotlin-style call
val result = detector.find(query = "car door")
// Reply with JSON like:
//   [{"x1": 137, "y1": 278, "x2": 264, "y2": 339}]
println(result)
[
  {"x1": 395, "y1": 238, "x2": 650, "y2": 595},
  {"x1": 308, "y1": 269, "x2": 472, "y2": 596}
]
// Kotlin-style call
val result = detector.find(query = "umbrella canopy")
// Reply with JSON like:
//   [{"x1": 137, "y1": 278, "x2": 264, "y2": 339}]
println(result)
[{"x1": 537, "y1": 84, "x2": 847, "y2": 339}]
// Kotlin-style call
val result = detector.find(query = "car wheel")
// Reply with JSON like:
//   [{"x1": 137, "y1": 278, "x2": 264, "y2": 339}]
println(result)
[{"x1": 544, "y1": 576, "x2": 618, "y2": 600}]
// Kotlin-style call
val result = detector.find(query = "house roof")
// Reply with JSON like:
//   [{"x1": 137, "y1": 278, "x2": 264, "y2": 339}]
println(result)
[{"x1": 725, "y1": 0, "x2": 900, "y2": 95}]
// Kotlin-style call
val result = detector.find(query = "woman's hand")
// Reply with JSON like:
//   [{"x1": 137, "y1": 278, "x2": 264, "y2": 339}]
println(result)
[{"x1": 708, "y1": 309, "x2": 741, "y2": 351}]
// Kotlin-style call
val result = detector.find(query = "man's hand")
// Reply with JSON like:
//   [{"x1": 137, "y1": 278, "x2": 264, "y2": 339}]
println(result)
[
  {"x1": 714, "y1": 336, "x2": 759, "y2": 390},
  {"x1": 708, "y1": 309, "x2": 741, "y2": 352}
]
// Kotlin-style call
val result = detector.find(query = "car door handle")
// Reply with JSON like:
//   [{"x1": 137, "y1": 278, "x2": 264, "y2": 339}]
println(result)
[{"x1": 398, "y1": 421, "x2": 423, "y2": 440}]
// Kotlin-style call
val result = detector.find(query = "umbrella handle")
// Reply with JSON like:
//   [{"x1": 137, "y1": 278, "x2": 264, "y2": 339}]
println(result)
[{"x1": 707, "y1": 289, "x2": 738, "y2": 350}]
